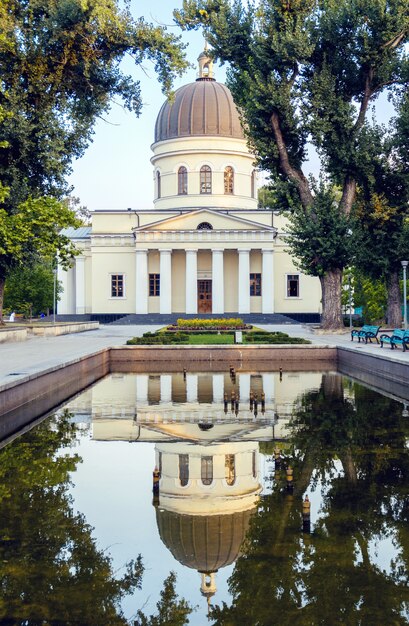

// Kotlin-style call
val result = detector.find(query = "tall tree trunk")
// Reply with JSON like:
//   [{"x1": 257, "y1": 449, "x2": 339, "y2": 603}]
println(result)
[
  {"x1": 386, "y1": 270, "x2": 401, "y2": 328},
  {"x1": 320, "y1": 268, "x2": 344, "y2": 330},
  {"x1": 0, "y1": 275, "x2": 5, "y2": 325}
]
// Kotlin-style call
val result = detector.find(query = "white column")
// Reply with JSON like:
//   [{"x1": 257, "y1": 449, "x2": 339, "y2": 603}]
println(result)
[
  {"x1": 160, "y1": 375, "x2": 172, "y2": 403},
  {"x1": 262, "y1": 249, "x2": 274, "y2": 313},
  {"x1": 262, "y1": 373, "x2": 275, "y2": 403},
  {"x1": 212, "y1": 374, "x2": 224, "y2": 403},
  {"x1": 57, "y1": 265, "x2": 70, "y2": 314},
  {"x1": 186, "y1": 374, "x2": 198, "y2": 403},
  {"x1": 239, "y1": 373, "x2": 251, "y2": 402},
  {"x1": 238, "y1": 249, "x2": 251, "y2": 314},
  {"x1": 75, "y1": 256, "x2": 86, "y2": 314},
  {"x1": 160, "y1": 249, "x2": 172, "y2": 314},
  {"x1": 212, "y1": 249, "x2": 224, "y2": 313},
  {"x1": 136, "y1": 374, "x2": 148, "y2": 403},
  {"x1": 135, "y1": 250, "x2": 148, "y2": 314},
  {"x1": 185, "y1": 249, "x2": 198, "y2": 314}
]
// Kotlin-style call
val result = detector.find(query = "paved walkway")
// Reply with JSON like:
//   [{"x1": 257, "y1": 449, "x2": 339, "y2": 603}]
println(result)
[{"x1": 0, "y1": 323, "x2": 407, "y2": 389}]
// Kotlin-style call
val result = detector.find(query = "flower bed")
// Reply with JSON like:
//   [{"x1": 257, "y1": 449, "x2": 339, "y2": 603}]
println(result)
[{"x1": 168, "y1": 318, "x2": 252, "y2": 331}]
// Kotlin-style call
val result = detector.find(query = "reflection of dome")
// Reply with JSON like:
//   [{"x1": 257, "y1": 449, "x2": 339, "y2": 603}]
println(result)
[
  {"x1": 156, "y1": 508, "x2": 253, "y2": 572},
  {"x1": 154, "y1": 81, "x2": 244, "y2": 143}
]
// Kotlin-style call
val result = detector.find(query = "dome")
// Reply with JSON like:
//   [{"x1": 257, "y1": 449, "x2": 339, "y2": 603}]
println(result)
[
  {"x1": 156, "y1": 508, "x2": 253, "y2": 572},
  {"x1": 154, "y1": 79, "x2": 244, "y2": 143}
]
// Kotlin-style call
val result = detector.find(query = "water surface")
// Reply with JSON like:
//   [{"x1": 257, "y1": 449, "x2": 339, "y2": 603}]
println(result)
[{"x1": 0, "y1": 370, "x2": 408, "y2": 625}]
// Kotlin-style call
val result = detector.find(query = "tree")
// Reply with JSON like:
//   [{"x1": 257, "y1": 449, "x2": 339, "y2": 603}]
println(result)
[
  {"x1": 0, "y1": 193, "x2": 81, "y2": 322},
  {"x1": 0, "y1": 0, "x2": 188, "y2": 322},
  {"x1": 4, "y1": 257, "x2": 60, "y2": 317},
  {"x1": 0, "y1": 0, "x2": 188, "y2": 209},
  {"x1": 175, "y1": 0, "x2": 409, "y2": 328},
  {"x1": 352, "y1": 96, "x2": 409, "y2": 327}
]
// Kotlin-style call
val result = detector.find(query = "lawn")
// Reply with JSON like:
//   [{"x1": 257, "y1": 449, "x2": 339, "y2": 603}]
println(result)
[{"x1": 187, "y1": 333, "x2": 234, "y2": 344}]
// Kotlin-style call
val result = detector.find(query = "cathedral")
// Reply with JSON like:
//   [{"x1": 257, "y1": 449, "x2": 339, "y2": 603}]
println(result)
[{"x1": 58, "y1": 50, "x2": 321, "y2": 319}]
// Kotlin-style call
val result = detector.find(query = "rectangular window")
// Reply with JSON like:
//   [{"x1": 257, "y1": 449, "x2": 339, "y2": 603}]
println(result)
[
  {"x1": 250, "y1": 273, "x2": 262, "y2": 296},
  {"x1": 149, "y1": 273, "x2": 160, "y2": 296},
  {"x1": 287, "y1": 274, "x2": 299, "y2": 298},
  {"x1": 111, "y1": 274, "x2": 124, "y2": 298}
]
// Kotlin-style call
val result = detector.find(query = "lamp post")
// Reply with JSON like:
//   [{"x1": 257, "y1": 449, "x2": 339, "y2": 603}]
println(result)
[
  {"x1": 53, "y1": 266, "x2": 57, "y2": 325},
  {"x1": 348, "y1": 275, "x2": 353, "y2": 329},
  {"x1": 402, "y1": 261, "x2": 408, "y2": 330}
]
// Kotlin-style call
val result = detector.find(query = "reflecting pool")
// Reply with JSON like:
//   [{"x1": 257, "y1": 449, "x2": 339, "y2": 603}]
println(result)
[{"x1": 0, "y1": 370, "x2": 408, "y2": 625}]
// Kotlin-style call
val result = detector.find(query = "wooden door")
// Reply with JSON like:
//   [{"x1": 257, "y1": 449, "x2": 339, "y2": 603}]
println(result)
[{"x1": 198, "y1": 280, "x2": 212, "y2": 313}]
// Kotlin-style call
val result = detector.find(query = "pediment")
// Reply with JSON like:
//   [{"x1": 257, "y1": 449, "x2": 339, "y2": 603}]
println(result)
[{"x1": 134, "y1": 209, "x2": 274, "y2": 232}]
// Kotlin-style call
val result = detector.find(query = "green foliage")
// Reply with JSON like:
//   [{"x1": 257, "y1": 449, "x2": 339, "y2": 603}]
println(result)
[
  {"x1": 352, "y1": 270, "x2": 387, "y2": 324},
  {"x1": 0, "y1": 0, "x2": 188, "y2": 209},
  {"x1": 136, "y1": 571, "x2": 194, "y2": 626},
  {"x1": 0, "y1": 194, "x2": 80, "y2": 287},
  {"x1": 4, "y1": 258, "x2": 60, "y2": 316},
  {"x1": 285, "y1": 185, "x2": 354, "y2": 276}
]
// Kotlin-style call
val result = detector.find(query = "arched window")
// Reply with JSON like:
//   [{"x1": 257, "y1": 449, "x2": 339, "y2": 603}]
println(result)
[
  {"x1": 201, "y1": 456, "x2": 213, "y2": 485},
  {"x1": 178, "y1": 166, "x2": 187, "y2": 195},
  {"x1": 197, "y1": 222, "x2": 213, "y2": 230},
  {"x1": 251, "y1": 170, "x2": 256, "y2": 199},
  {"x1": 179, "y1": 454, "x2": 189, "y2": 486},
  {"x1": 225, "y1": 454, "x2": 236, "y2": 486},
  {"x1": 200, "y1": 165, "x2": 212, "y2": 194},
  {"x1": 224, "y1": 166, "x2": 234, "y2": 194},
  {"x1": 156, "y1": 171, "x2": 161, "y2": 199}
]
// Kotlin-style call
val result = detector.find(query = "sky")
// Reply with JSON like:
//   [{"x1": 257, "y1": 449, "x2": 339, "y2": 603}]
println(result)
[{"x1": 68, "y1": 1, "x2": 221, "y2": 213}]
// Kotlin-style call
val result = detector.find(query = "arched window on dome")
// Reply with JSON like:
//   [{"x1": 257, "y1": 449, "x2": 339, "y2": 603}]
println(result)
[
  {"x1": 156, "y1": 171, "x2": 161, "y2": 199},
  {"x1": 178, "y1": 166, "x2": 188, "y2": 195},
  {"x1": 179, "y1": 454, "x2": 189, "y2": 487},
  {"x1": 201, "y1": 456, "x2": 213, "y2": 485},
  {"x1": 200, "y1": 165, "x2": 212, "y2": 194},
  {"x1": 251, "y1": 170, "x2": 256, "y2": 199},
  {"x1": 224, "y1": 166, "x2": 234, "y2": 195},
  {"x1": 225, "y1": 454, "x2": 236, "y2": 486}
]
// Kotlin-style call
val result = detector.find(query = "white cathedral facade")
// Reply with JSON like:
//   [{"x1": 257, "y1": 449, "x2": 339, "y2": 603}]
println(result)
[{"x1": 58, "y1": 51, "x2": 321, "y2": 319}]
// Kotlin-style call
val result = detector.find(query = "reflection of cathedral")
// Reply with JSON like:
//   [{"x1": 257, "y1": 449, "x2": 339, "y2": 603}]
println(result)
[
  {"x1": 155, "y1": 440, "x2": 260, "y2": 606},
  {"x1": 62, "y1": 370, "x2": 324, "y2": 608}
]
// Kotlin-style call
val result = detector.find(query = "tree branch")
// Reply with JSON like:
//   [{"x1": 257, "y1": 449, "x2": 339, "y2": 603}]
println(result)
[{"x1": 270, "y1": 111, "x2": 314, "y2": 209}]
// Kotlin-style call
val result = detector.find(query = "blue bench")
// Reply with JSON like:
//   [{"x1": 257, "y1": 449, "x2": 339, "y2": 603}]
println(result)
[
  {"x1": 380, "y1": 329, "x2": 409, "y2": 351},
  {"x1": 351, "y1": 325, "x2": 381, "y2": 344}
]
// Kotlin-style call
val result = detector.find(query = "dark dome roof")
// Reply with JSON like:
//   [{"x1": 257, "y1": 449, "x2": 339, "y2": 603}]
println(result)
[
  {"x1": 156, "y1": 508, "x2": 254, "y2": 572},
  {"x1": 154, "y1": 80, "x2": 244, "y2": 143}
]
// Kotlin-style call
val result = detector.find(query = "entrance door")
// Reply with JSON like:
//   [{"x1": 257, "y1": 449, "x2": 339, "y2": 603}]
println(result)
[{"x1": 198, "y1": 280, "x2": 212, "y2": 313}]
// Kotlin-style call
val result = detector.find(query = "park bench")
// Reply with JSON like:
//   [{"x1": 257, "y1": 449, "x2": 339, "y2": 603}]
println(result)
[
  {"x1": 351, "y1": 325, "x2": 381, "y2": 344},
  {"x1": 380, "y1": 328, "x2": 409, "y2": 351}
]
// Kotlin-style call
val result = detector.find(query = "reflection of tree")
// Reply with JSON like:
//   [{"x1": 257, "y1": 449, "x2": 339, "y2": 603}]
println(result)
[
  {"x1": 136, "y1": 571, "x2": 194, "y2": 626},
  {"x1": 210, "y1": 375, "x2": 409, "y2": 625},
  {"x1": 0, "y1": 411, "x2": 143, "y2": 625}
]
